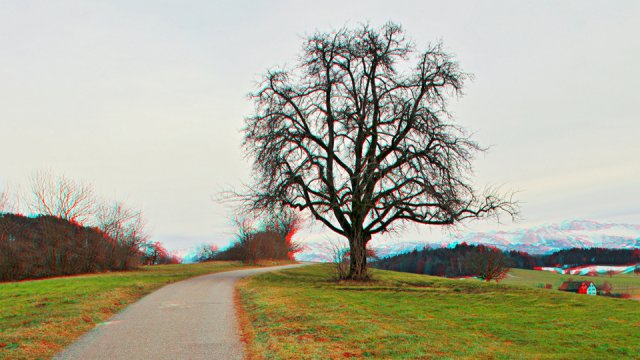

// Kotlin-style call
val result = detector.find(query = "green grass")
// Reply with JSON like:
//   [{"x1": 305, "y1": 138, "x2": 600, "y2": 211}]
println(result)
[
  {"x1": 0, "y1": 261, "x2": 249, "y2": 359},
  {"x1": 502, "y1": 268, "x2": 640, "y2": 296},
  {"x1": 237, "y1": 264, "x2": 640, "y2": 359}
]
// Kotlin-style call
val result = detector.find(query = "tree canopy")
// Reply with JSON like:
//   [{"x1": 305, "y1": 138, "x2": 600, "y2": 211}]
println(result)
[{"x1": 243, "y1": 22, "x2": 517, "y2": 280}]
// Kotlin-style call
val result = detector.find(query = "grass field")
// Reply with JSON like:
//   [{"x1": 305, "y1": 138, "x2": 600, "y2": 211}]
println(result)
[
  {"x1": 237, "y1": 264, "x2": 640, "y2": 359},
  {"x1": 502, "y1": 268, "x2": 640, "y2": 297},
  {"x1": 0, "y1": 261, "x2": 250, "y2": 360}
]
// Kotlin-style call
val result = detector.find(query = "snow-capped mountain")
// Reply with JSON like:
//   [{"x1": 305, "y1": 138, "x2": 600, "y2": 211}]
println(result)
[
  {"x1": 294, "y1": 220, "x2": 640, "y2": 261},
  {"x1": 453, "y1": 220, "x2": 640, "y2": 254}
]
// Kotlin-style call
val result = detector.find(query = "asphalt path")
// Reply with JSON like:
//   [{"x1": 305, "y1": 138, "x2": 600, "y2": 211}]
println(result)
[{"x1": 55, "y1": 264, "x2": 307, "y2": 360}]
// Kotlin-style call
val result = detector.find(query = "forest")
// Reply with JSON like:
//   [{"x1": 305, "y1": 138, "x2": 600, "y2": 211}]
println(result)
[
  {"x1": 372, "y1": 243, "x2": 640, "y2": 279},
  {"x1": 0, "y1": 213, "x2": 178, "y2": 281},
  {"x1": 0, "y1": 172, "x2": 183, "y2": 281}
]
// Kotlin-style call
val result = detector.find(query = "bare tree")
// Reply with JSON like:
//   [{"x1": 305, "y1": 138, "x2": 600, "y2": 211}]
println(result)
[
  {"x1": 242, "y1": 22, "x2": 517, "y2": 280},
  {"x1": 141, "y1": 241, "x2": 179, "y2": 265},
  {"x1": 325, "y1": 237, "x2": 350, "y2": 280},
  {"x1": 265, "y1": 208, "x2": 303, "y2": 259},
  {"x1": 600, "y1": 281, "x2": 613, "y2": 295},
  {"x1": 0, "y1": 185, "x2": 22, "y2": 215},
  {"x1": 28, "y1": 171, "x2": 95, "y2": 224},
  {"x1": 95, "y1": 201, "x2": 148, "y2": 269},
  {"x1": 233, "y1": 216, "x2": 258, "y2": 264},
  {"x1": 470, "y1": 246, "x2": 511, "y2": 282},
  {"x1": 0, "y1": 190, "x2": 9, "y2": 214},
  {"x1": 266, "y1": 208, "x2": 300, "y2": 239},
  {"x1": 194, "y1": 243, "x2": 220, "y2": 262}
]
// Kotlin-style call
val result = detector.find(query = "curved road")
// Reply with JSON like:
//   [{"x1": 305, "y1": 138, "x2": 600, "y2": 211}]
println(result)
[{"x1": 55, "y1": 264, "x2": 306, "y2": 360}]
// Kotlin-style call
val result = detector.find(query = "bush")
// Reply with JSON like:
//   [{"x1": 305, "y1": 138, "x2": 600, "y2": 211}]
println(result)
[{"x1": 211, "y1": 210, "x2": 302, "y2": 264}]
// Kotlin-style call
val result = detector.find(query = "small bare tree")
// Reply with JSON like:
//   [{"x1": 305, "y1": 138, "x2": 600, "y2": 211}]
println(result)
[
  {"x1": 28, "y1": 171, "x2": 95, "y2": 224},
  {"x1": 142, "y1": 241, "x2": 179, "y2": 265},
  {"x1": 95, "y1": 201, "x2": 148, "y2": 269},
  {"x1": 265, "y1": 208, "x2": 303, "y2": 259},
  {"x1": 470, "y1": 246, "x2": 511, "y2": 282},
  {"x1": 26, "y1": 171, "x2": 97, "y2": 274},
  {"x1": 242, "y1": 22, "x2": 517, "y2": 280},
  {"x1": 0, "y1": 190, "x2": 9, "y2": 214},
  {"x1": 194, "y1": 243, "x2": 220, "y2": 262},
  {"x1": 600, "y1": 281, "x2": 613, "y2": 295},
  {"x1": 233, "y1": 216, "x2": 259, "y2": 264},
  {"x1": 325, "y1": 237, "x2": 350, "y2": 280}
]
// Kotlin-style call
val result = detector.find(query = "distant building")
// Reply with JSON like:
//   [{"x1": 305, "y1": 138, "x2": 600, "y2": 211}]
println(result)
[{"x1": 558, "y1": 281, "x2": 598, "y2": 295}]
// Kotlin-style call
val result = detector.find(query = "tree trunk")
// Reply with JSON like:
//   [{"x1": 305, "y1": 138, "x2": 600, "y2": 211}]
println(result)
[{"x1": 347, "y1": 232, "x2": 370, "y2": 280}]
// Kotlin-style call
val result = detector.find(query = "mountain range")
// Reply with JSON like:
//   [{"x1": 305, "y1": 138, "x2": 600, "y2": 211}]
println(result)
[{"x1": 294, "y1": 219, "x2": 640, "y2": 262}]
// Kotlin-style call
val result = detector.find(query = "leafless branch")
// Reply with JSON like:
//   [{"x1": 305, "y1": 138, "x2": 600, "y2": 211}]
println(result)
[
  {"x1": 28, "y1": 171, "x2": 95, "y2": 224},
  {"x1": 240, "y1": 22, "x2": 518, "y2": 279}
]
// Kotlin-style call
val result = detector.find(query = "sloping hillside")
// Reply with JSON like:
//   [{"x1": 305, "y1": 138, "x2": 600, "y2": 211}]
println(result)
[{"x1": 237, "y1": 264, "x2": 640, "y2": 359}]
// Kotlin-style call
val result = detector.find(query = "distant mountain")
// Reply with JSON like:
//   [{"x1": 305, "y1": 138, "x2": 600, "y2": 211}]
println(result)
[
  {"x1": 294, "y1": 220, "x2": 640, "y2": 262},
  {"x1": 452, "y1": 220, "x2": 640, "y2": 255},
  {"x1": 295, "y1": 240, "x2": 428, "y2": 262}
]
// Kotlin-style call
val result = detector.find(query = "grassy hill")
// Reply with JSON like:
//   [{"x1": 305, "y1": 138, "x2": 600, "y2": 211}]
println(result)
[
  {"x1": 237, "y1": 264, "x2": 640, "y2": 359},
  {"x1": 0, "y1": 261, "x2": 249, "y2": 360},
  {"x1": 502, "y1": 268, "x2": 640, "y2": 297}
]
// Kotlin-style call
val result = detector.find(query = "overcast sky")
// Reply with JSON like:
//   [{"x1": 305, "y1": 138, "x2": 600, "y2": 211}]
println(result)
[{"x1": 1, "y1": 1, "x2": 638, "y2": 252}]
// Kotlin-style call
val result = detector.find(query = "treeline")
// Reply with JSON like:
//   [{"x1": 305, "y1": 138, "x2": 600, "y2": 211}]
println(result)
[
  {"x1": 372, "y1": 243, "x2": 640, "y2": 279},
  {"x1": 0, "y1": 172, "x2": 178, "y2": 281},
  {"x1": 195, "y1": 211, "x2": 302, "y2": 264},
  {"x1": 0, "y1": 213, "x2": 179, "y2": 281},
  {"x1": 372, "y1": 243, "x2": 510, "y2": 280},
  {"x1": 504, "y1": 247, "x2": 640, "y2": 269},
  {"x1": 537, "y1": 247, "x2": 639, "y2": 268},
  {"x1": 0, "y1": 214, "x2": 167, "y2": 281}
]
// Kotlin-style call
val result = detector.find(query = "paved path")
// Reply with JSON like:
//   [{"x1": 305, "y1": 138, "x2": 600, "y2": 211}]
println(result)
[{"x1": 55, "y1": 264, "x2": 306, "y2": 360}]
